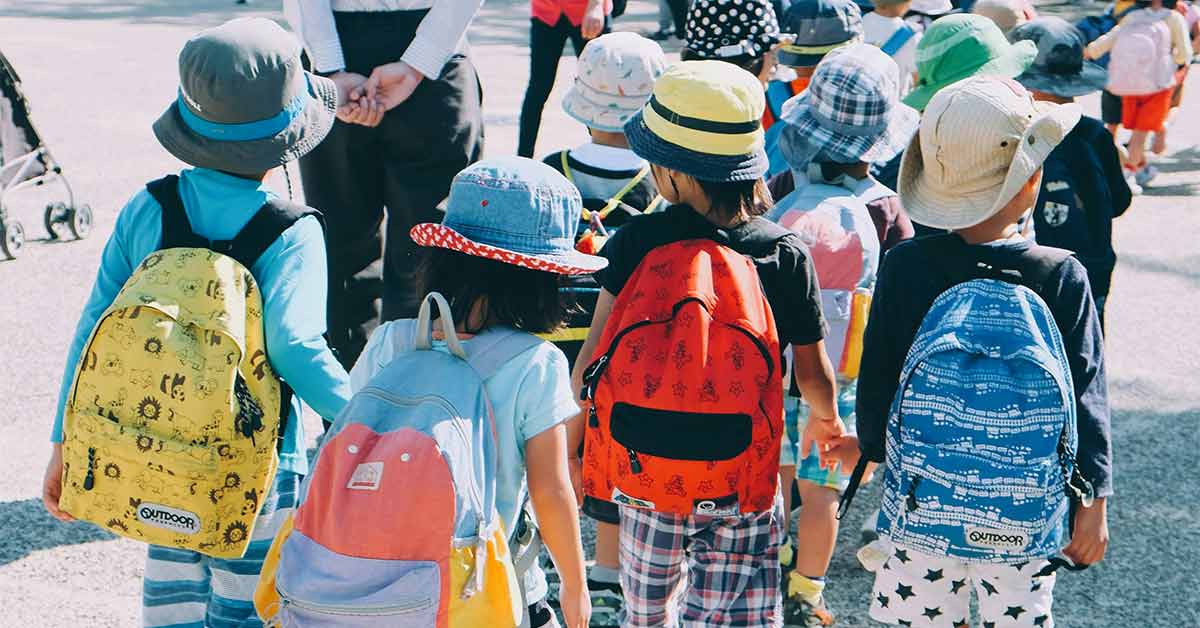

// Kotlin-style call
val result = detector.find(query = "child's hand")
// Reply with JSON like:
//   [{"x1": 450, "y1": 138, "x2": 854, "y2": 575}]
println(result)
[
  {"x1": 800, "y1": 415, "x2": 846, "y2": 469},
  {"x1": 42, "y1": 443, "x2": 74, "y2": 522},
  {"x1": 823, "y1": 435, "x2": 861, "y2": 472},
  {"x1": 1064, "y1": 497, "x2": 1109, "y2": 566},
  {"x1": 559, "y1": 582, "x2": 593, "y2": 628}
]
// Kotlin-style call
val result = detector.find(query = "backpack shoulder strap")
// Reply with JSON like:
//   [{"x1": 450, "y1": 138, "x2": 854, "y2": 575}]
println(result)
[
  {"x1": 147, "y1": 175, "x2": 206, "y2": 250},
  {"x1": 222, "y1": 199, "x2": 322, "y2": 270},
  {"x1": 880, "y1": 24, "x2": 916, "y2": 56}
]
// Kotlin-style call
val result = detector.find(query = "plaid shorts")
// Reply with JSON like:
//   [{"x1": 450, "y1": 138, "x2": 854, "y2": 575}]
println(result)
[{"x1": 618, "y1": 492, "x2": 785, "y2": 627}]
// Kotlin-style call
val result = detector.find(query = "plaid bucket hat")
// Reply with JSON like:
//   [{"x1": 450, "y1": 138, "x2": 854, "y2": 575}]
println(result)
[
  {"x1": 1010, "y1": 17, "x2": 1108, "y2": 98},
  {"x1": 777, "y1": 0, "x2": 864, "y2": 68},
  {"x1": 685, "y1": 0, "x2": 782, "y2": 61},
  {"x1": 904, "y1": 14, "x2": 1037, "y2": 111},
  {"x1": 778, "y1": 43, "x2": 919, "y2": 166},
  {"x1": 562, "y1": 33, "x2": 667, "y2": 133},
  {"x1": 898, "y1": 76, "x2": 1080, "y2": 230},
  {"x1": 624, "y1": 60, "x2": 768, "y2": 182},
  {"x1": 152, "y1": 18, "x2": 337, "y2": 176},
  {"x1": 410, "y1": 157, "x2": 608, "y2": 275}
]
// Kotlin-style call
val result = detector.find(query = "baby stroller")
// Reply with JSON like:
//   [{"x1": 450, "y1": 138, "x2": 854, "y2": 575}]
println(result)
[{"x1": 0, "y1": 48, "x2": 92, "y2": 260}]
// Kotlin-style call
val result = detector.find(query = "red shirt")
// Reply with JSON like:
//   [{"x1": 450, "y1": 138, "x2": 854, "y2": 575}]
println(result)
[{"x1": 531, "y1": 0, "x2": 612, "y2": 27}]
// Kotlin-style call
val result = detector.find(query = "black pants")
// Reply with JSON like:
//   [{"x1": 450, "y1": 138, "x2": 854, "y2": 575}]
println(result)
[
  {"x1": 517, "y1": 16, "x2": 608, "y2": 158},
  {"x1": 300, "y1": 11, "x2": 484, "y2": 368}
]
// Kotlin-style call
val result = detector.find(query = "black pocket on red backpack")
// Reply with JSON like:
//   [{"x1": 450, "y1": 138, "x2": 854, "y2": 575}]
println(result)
[{"x1": 610, "y1": 402, "x2": 752, "y2": 461}]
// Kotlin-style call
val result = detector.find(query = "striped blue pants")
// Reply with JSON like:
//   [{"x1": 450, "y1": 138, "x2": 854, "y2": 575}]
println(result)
[{"x1": 142, "y1": 471, "x2": 299, "y2": 628}]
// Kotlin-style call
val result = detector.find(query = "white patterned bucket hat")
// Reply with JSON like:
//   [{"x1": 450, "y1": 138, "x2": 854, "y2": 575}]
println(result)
[{"x1": 562, "y1": 33, "x2": 667, "y2": 133}]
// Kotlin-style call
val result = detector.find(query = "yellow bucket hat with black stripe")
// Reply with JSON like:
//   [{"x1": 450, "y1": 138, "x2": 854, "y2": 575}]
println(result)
[{"x1": 624, "y1": 60, "x2": 768, "y2": 182}]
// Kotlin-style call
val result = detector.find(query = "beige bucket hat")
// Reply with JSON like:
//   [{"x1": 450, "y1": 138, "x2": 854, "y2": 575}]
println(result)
[{"x1": 898, "y1": 75, "x2": 1080, "y2": 230}]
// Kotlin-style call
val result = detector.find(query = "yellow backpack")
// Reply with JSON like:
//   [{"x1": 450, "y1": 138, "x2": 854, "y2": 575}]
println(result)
[{"x1": 60, "y1": 176, "x2": 311, "y2": 558}]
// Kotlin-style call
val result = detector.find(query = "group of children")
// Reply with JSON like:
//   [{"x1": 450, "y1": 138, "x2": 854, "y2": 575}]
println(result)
[{"x1": 38, "y1": 0, "x2": 1147, "y2": 624}]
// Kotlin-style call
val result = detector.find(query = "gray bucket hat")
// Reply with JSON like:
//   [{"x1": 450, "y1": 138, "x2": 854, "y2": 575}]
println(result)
[
  {"x1": 1010, "y1": 17, "x2": 1108, "y2": 99},
  {"x1": 153, "y1": 18, "x2": 338, "y2": 176}
]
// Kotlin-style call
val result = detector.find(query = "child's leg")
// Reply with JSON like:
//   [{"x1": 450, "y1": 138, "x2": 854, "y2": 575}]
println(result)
[
  {"x1": 1127, "y1": 130, "x2": 1150, "y2": 171},
  {"x1": 778, "y1": 395, "x2": 801, "y2": 563},
  {"x1": 143, "y1": 546, "x2": 210, "y2": 627},
  {"x1": 518, "y1": 17, "x2": 572, "y2": 157},
  {"x1": 970, "y1": 560, "x2": 1057, "y2": 628},
  {"x1": 595, "y1": 521, "x2": 621, "y2": 571},
  {"x1": 867, "y1": 544, "x2": 969, "y2": 627},
  {"x1": 792, "y1": 480, "x2": 839, "y2": 579},
  {"x1": 619, "y1": 506, "x2": 687, "y2": 627},
  {"x1": 680, "y1": 493, "x2": 785, "y2": 626}
]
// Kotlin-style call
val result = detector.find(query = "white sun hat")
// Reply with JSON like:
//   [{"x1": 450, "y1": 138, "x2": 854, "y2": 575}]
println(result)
[{"x1": 898, "y1": 75, "x2": 1080, "y2": 230}]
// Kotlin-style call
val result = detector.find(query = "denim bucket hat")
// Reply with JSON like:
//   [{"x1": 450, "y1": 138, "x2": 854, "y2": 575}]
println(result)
[
  {"x1": 410, "y1": 157, "x2": 608, "y2": 275},
  {"x1": 624, "y1": 61, "x2": 768, "y2": 182},
  {"x1": 152, "y1": 18, "x2": 337, "y2": 176},
  {"x1": 685, "y1": 0, "x2": 782, "y2": 60},
  {"x1": 904, "y1": 14, "x2": 1037, "y2": 111},
  {"x1": 778, "y1": 43, "x2": 919, "y2": 166},
  {"x1": 778, "y1": 0, "x2": 864, "y2": 67},
  {"x1": 1010, "y1": 17, "x2": 1108, "y2": 98},
  {"x1": 562, "y1": 33, "x2": 667, "y2": 133}
]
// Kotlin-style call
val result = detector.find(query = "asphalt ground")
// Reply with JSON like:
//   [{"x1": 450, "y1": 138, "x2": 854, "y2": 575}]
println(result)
[{"x1": 1, "y1": 1, "x2": 1198, "y2": 626}]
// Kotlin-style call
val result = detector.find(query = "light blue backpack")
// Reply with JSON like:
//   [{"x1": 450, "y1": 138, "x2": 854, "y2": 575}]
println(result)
[
  {"x1": 874, "y1": 262, "x2": 1085, "y2": 563},
  {"x1": 259, "y1": 293, "x2": 542, "y2": 627}
]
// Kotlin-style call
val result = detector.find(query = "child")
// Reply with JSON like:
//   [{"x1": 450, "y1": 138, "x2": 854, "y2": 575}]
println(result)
[
  {"x1": 542, "y1": 31, "x2": 666, "y2": 627},
  {"x1": 518, "y1": 0, "x2": 610, "y2": 156},
  {"x1": 764, "y1": 0, "x2": 866, "y2": 178},
  {"x1": 40, "y1": 18, "x2": 353, "y2": 627},
  {"x1": 352, "y1": 156, "x2": 600, "y2": 628},
  {"x1": 575, "y1": 60, "x2": 845, "y2": 627},
  {"x1": 1086, "y1": 0, "x2": 1191, "y2": 187},
  {"x1": 863, "y1": 0, "x2": 922, "y2": 96},
  {"x1": 681, "y1": 0, "x2": 783, "y2": 83},
  {"x1": 768, "y1": 43, "x2": 919, "y2": 628},
  {"x1": 1013, "y1": 17, "x2": 1133, "y2": 327},
  {"x1": 851, "y1": 76, "x2": 1112, "y2": 627}
]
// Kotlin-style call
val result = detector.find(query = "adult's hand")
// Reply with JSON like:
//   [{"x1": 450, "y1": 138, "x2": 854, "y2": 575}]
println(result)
[
  {"x1": 358, "y1": 62, "x2": 425, "y2": 111},
  {"x1": 328, "y1": 71, "x2": 386, "y2": 127},
  {"x1": 581, "y1": 0, "x2": 606, "y2": 39}
]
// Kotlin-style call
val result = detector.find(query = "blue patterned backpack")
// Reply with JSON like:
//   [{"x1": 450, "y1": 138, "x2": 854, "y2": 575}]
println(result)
[{"x1": 874, "y1": 249, "x2": 1084, "y2": 562}]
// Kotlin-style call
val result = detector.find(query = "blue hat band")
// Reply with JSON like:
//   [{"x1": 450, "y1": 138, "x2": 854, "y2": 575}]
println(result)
[{"x1": 178, "y1": 77, "x2": 310, "y2": 142}]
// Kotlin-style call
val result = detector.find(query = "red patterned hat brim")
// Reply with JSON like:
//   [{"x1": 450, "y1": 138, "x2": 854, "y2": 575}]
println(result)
[{"x1": 410, "y1": 223, "x2": 608, "y2": 276}]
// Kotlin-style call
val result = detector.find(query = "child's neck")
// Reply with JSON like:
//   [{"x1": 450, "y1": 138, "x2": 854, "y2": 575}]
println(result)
[{"x1": 590, "y1": 130, "x2": 630, "y2": 149}]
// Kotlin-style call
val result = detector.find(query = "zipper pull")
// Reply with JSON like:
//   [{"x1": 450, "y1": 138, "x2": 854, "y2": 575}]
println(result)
[
  {"x1": 628, "y1": 449, "x2": 643, "y2": 475},
  {"x1": 588, "y1": 405, "x2": 599, "y2": 428},
  {"x1": 83, "y1": 447, "x2": 96, "y2": 491},
  {"x1": 906, "y1": 477, "x2": 921, "y2": 512},
  {"x1": 582, "y1": 356, "x2": 609, "y2": 400}
]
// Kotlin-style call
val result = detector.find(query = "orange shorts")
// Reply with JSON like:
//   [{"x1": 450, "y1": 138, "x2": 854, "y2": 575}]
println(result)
[{"x1": 1122, "y1": 88, "x2": 1173, "y2": 132}]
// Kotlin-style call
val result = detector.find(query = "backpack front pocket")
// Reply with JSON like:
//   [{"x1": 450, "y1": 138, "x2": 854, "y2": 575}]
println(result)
[
  {"x1": 276, "y1": 530, "x2": 440, "y2": 627},
  {"x1": 610, "y1": 402, "x2": 752, "y2": 461}
]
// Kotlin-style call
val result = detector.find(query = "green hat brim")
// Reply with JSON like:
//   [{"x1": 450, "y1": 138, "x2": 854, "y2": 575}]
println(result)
[{"x1": 903, "y1": 40, "x2": 1037, "y2": 112}]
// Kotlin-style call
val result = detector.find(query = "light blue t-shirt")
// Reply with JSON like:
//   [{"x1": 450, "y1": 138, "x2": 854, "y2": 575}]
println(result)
[
  {"x1": 350, "y1": 321, "x2": 580, "y2": 601},
  {"x1": 52, "y1": 168, "x2": 352, "y2": 475}
]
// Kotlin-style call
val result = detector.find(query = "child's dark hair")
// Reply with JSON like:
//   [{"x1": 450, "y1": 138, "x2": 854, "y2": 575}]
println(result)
[
  {"x1": 415, "y1": 248, "x2": 569, "y2": 334},
  {"x1": 696, "y1": 178, "x2": 774, "y2": 223},
  {"x1": 680, "y1": 48, "x2": 766, "y2": 78}
]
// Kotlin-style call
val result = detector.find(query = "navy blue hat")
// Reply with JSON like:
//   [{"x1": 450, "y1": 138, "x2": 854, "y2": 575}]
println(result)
[
  {"x1": 1010, "y1": 17, "x2": 1108, "y2": 98},
  {"x1": 778, "y1": 0, "x2": 864, "y2": 67}
]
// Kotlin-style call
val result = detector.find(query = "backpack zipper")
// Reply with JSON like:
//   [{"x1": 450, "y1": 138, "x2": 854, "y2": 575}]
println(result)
[
  {"x1": 905, "y1": 477, "x2": 921, "y2": 513},
  {"x1": 278, "y1": 588, "x2": 434, "y2": 617},
  {"x1": 83, "y1": 447, "x2": 96, "y2": 491},
  {"x1": 627, "y1": 448, "x2": 643, "y2": 474}
]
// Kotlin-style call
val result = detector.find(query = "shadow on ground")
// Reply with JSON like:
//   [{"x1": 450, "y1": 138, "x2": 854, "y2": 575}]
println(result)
[{"x1": 0, "y1": 498, "x2": 114, "y2": 566}]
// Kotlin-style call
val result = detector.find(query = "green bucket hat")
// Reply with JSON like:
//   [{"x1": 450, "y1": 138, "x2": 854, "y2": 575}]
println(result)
[{"x1": 903, "y1": 14, "x2": 1036, "y2": 111}]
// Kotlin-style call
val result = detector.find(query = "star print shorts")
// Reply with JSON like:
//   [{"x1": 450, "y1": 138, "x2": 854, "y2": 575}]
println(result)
[{"x1": 868, "y1": 543, "x2": 1057, "y2": 628}]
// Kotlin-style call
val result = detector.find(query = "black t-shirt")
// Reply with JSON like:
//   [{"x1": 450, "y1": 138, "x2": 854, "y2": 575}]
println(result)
[
  {"x1": 594, "y1": 203, "x2": 827, "y2": 348},
  {"x1": 855, "y1": 234, "x2": 1113, "y2": 498}
]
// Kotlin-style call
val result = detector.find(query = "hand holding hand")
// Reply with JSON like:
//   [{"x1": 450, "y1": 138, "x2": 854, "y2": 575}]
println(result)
[
  {"x1": 328, "y1": 71, "x2": 386, "y2": 127},
  {"x1": 1064, "y1": 497, "x2": 1109, "y2": 566},
  {"x1": 800, "y1": 414, "x2": 847, "y2": 470},
  {"x1": 358, "y1": 62, "x2": 425, "y2": 112},
  {"x1": 42, "y1": 443, "x2": 74, "y2": 522},
  {"x1": 822, "y1": 435, "x2": 861, "y2": 472}
]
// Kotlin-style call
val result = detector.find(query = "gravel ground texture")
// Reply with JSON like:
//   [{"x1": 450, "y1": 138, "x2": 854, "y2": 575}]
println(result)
[{"x1": 1, "y1": 1, "x2": 1198, "y2": 626}]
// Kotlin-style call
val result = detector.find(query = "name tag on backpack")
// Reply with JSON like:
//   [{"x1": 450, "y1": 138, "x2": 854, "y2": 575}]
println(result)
[
  {"x1": 611, "y1": 487, "x2": 655, "y2": 510},
  {"x1": 965, "y1": 527, "x2": 1030, "y2": 552}
]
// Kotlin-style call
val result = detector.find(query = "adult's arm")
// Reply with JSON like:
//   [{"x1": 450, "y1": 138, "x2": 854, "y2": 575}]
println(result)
[
  {"x1": 284, "y1": 0, "x2": 346, "y2": 74},
  {"x1": 402, "y1": 0, "x2": 488, "y2": 79}
]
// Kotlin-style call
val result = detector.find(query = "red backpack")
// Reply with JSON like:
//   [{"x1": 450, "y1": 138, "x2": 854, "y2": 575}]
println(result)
[{"x1": 581, "y1": 239, "x2": 783, "y2": 515}]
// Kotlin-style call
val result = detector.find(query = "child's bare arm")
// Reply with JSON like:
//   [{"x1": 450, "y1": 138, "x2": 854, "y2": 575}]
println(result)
[{"x1": 527, "y1": 424, "x2": 591, "y2": 628}]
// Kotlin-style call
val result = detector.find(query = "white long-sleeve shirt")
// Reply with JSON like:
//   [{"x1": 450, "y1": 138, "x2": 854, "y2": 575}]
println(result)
[{"x1": 284, "y1": 0, "x2": 486, "y2": 80}]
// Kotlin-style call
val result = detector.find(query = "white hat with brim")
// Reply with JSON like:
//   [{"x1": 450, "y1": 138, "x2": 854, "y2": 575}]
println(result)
[{"x1": 898, "y1": 76, "x2": 1080, "y2": 230}]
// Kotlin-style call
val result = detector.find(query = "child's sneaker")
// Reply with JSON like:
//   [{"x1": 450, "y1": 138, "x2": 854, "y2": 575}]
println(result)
[
  {"x1": 1125, "y1": 170, "x2": 1144, "y2": 195},
  {"x1": 859, "y1": 508, "x2": 880, "y2": 544},
  {"x1": 1135, "y1": 164, "x2": 1159, "y2": 187},
  {"x1": 586, "y1": 578, "x2": 624, "y2": 627},
  {"x1": 784, "y1": 573, "x2": 836, "y2": 627}
]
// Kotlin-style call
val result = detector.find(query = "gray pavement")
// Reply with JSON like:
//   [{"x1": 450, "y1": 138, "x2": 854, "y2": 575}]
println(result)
[{"x1": 0, "y1": 1, "x2": 1198, "y2": 626}]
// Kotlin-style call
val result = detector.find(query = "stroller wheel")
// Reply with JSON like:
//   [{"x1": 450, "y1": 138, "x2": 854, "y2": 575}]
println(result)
[
  {"x1": 69, "y1": 205, "x2": 94, "y2": 240},
  {"x1": 44, "y1": 202, "x2": 68, "y2": 239},
  {"x1": 1, "y1": 220, "x2": 25, "y2": 259}
]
